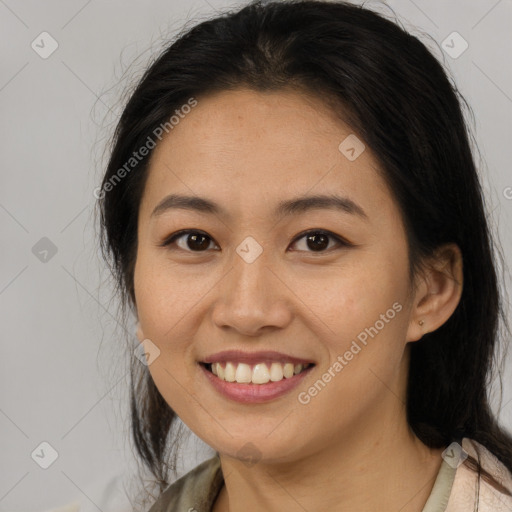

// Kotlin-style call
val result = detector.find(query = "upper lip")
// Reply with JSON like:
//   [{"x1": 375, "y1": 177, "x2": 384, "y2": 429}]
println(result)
[{"x1": 201, "y1": 350, "x2": 315, "y2": 366}]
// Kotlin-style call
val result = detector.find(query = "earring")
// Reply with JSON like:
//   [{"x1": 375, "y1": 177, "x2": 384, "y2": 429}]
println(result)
[{"x1": 418, "y1": 320, "x2": 425, "y2": 326}]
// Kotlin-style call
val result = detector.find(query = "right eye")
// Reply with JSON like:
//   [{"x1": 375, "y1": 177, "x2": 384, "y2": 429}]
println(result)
[{"x1": 160, "y1": 229, "x2": 219, "y2": 252}]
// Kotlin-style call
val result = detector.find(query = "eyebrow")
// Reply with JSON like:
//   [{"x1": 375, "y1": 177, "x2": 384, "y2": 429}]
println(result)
[{"x1": 150, "y1": 193, "x2": 368, "y2": 221}]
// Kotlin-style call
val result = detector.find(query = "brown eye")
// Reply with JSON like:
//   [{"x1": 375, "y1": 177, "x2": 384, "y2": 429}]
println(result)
[
  {"x1": 161, "y1": 229, "x2": 351, "y2": 254},
  {"x1": 161, "y1": 230, "x2": 218, "y2": 252},
  {"x1": 305, "y1": 232, "x2": 329, "y2": 251},
  {"x1": 289, "y1": 230, "x2": 350, "y2": 253}
]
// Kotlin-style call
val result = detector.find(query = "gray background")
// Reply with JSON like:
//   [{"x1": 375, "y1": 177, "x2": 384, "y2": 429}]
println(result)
[{"x1": 1, "y1": 0, "x2": 511, "y2": 510}]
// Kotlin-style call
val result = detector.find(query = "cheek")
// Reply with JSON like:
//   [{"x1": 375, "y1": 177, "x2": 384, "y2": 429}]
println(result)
[
  {"x1": 302, "y1": 256, "x2": 410, "y2": 373},
  {"x1": 294, "y1": 272, "x2": 408, "y2": 424},
  {"x1": 133, "y1": 255, "x2": 204, "y2": 416},
  {"x1": 297, "y1": 258, "x2": 404, "y2": 326},
  {"x1": 134, "y1": 251, "x2": 208, "y2": 339}
]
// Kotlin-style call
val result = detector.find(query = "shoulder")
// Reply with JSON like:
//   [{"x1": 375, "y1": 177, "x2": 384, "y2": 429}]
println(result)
[
  {"x1": 446, "y1": 438, "x2": 512, "y2": 512},
  {"x1": 147, "y1": 455, "x2": 223, "y2": 512}
]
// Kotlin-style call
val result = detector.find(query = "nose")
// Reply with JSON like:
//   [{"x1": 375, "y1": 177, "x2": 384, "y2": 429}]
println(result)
[{"x1": 211, "y1": 244, "x2": 292, "y2": 336}]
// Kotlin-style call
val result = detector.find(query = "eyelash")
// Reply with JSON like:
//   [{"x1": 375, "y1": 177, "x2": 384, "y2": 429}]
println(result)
[{"x1": 159, "y1": 229, "x2": 352, "y2": 254}]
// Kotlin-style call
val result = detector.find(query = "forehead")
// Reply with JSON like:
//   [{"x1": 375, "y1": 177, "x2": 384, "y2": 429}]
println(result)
[{"x1": 140, "y1": 88, "x2": 394, "y2": 222}]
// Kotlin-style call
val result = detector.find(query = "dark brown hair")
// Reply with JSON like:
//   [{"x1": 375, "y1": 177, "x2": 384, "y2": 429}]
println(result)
[{"x1": 97, "y1": 0, "x2": 512, "y2": 507}]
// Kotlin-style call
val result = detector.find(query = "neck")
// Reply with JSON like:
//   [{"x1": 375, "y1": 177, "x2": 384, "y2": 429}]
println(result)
[{"x1": 213, "y1": 404, "x2": 444, "y2": 512}]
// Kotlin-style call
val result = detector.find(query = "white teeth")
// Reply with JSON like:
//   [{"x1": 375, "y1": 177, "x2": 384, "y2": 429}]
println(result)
[
  {"x1": 224, "y1": 362, "x2": 236, "y2": 382},
  {"x1": 269, "y1": 362, "x2": 283, "y2": 381},
  {"x1": 283, "y1": 363, "x2": 294, "y2": 378},
  {"x1": 235, "y1": 363, "x2": 252, "y2": 383},
  {"x1": 252, "y1": 363, "x2": 270, "y2": 384},
  {"x1": 209, "y1": 361, "x2": 311, "y2": 384}
]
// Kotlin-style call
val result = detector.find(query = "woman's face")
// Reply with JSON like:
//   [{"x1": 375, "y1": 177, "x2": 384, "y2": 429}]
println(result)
[{"x1": 134, "y1": 88, "x2": 421, "y2": 463}]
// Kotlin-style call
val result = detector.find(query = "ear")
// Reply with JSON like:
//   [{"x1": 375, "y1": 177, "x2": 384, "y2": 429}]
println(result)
[
  {"x1": 136, "y1": 321, "x2": 145, "y2": 342},
  {"x1": 406, "y1": 243, "x2": 463, "y2": 342}
]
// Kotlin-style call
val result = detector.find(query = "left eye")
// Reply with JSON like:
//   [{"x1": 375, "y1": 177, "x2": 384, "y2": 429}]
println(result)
[
  {"x1": 290, "y1": 230, "x2": 349, "y2": 252},
  {"x1": 160, "y1": 229, "x2": 350, "y2": 253}
]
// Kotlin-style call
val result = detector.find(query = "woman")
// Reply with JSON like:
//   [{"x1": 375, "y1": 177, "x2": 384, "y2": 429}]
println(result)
[{"x1": 97, "y1": 1, "x2": 512, "y2": 510}]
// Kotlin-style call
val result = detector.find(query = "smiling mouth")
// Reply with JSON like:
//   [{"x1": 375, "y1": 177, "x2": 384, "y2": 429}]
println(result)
[{"x1": 201, "y1": 361, "x2": 315, "y2": 384}]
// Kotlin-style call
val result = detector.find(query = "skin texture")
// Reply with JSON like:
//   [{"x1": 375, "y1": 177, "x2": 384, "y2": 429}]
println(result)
[{"x1": 134, "y1": 88, "x2": 463, "y2": 512}]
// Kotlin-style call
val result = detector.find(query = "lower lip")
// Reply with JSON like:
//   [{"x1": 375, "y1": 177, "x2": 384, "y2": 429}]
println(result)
[{"x1": 199, "y1": 363, "x2": 314, "y2": 404}]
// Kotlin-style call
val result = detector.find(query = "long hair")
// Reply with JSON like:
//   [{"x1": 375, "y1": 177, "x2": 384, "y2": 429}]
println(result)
[{"x1": 97, "y1": 0, "x2": 512, "y2": 506}]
